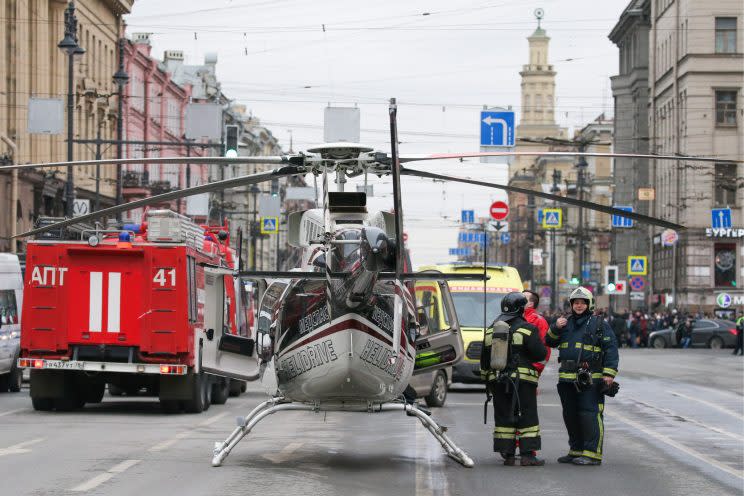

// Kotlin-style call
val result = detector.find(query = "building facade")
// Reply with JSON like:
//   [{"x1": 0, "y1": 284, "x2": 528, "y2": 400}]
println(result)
[
  {"x1": 647, "y1": 0, "x2": 743, "y2": 314},
  {"x1": 0, "y1": 0, "x2": 133, "y2": 253},
  {"x1": 609, "y1": 0, "x2": 652, "y2": 311},
  {"x1": 120, "y1": 35, "x2": 208, "y2": 224}
]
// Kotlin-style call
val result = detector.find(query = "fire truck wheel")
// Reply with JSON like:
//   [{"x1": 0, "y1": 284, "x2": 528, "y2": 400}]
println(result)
[
  {"x1": 228, "y1": 379, "x2": 244, "y2": 397},
  {"x1": 184, "y1": 372, "x2": 209, "y2": 413},
  {"x1": 55, "y1": 393, "x2": 83, "y2": 411},
  {"x1": 160, "y1": 400, "x2": 181, "y2": 414},
  {"x1": 108, "y1": 384, "x2": 125, "y2": 396},
  {"x1": 32, "y1": 397, "x2": 54, "y2": 411},
  {"x1": 211, "y1": 377, "x2": 230, "y2": 405},
  {"x1": 85, "y1": 383, "x2": 106, "y2": 404}
]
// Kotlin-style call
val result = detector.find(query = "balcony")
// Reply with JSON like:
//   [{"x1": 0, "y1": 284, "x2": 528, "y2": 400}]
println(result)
[{"x1": 122, "y1": 171, "x2": 148, "y2": 188}]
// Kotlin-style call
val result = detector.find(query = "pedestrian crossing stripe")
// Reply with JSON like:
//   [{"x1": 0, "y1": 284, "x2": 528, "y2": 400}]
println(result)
[
  {"x1": 542, "y1": 208, "x2": 562, "y2": 229},
  {"x1": 627, "y1": 256, "x2": 647, "y2": 275},
  {"x1": 260, "y1": 216, "x2": 279, "y2": 234}
]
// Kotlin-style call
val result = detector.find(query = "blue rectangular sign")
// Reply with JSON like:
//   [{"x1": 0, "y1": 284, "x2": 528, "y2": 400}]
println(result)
[
  {"x1": 711, "y1": 208, "x2": 732, "y2": 229},
  {"x1": 611, "y1": 206, "x2": 634, "y2": 228},
  {"x1": 480, "y1": 111, "x2": 515, "y2": 147},
  {"x1": 461, "y1": 210, "x2": 474, "y2": 224}
]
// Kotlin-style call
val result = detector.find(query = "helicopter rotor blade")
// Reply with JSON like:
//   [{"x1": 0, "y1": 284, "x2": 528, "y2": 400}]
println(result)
[
  {"x1": 388, "y1": 98, "x2": 405, "y2": 281},
  {"x1": 397, "y1": 150, "x2": 742, "y2": 165},
  {"x1": 0, "y1": 155, "x2": 297, "y2": 173},
  {"x1": 400, "y1": 167, "x2": 685, "y2": 231},
  {"x1": 15, "y1": 166, "x2": 305, "y2": 239}
]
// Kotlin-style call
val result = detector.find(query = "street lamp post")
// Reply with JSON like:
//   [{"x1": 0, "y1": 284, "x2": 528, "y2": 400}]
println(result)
[
  {"x1": 58, "y1": 1, "x2": 85, "y2": 218},
  {"x1": 550, "y1": 169, "x2": 562, "y2": 311},
  {"x1": 113, "y1": 38, "x2": 129, "y2": 219},
  {"x1": 576, "y1": 148, "x2": 588, "y2": 284}
]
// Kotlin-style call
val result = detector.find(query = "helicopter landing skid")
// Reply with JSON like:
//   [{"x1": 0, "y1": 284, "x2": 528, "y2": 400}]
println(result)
[{"x1": 211, "y1": 397, "x2": 474, "y2": 468}]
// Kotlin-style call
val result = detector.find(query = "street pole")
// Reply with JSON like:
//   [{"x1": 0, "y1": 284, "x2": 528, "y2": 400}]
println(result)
[
  {"x1": 550, "y1": 169, "x2": 562, "y2": 312},
  {"x1": 526, "y1": 193, "x2": 535, "y2": 289},
  {"x1": 113, "y1": 37, "x2": 129, "y2": 220},
  {"x1": 94, "y1": 122, "x2": 102, "y2": 211},
  {"x1": 251, "y1": 184, "x2": 259, "y2": 270},
  {"x1": 576, "y1": 148, "x2": 588, "y2": 284},
  {"x1": 65, "y1": 48, "x2": 75, "y2": 217},
  {"x1": 58, "y1": 1, "x2": 84, "y2": 218}
]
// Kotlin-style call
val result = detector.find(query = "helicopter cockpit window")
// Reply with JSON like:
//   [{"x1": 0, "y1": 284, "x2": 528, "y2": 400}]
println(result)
[{"x1": 329, "y1": 230, "x2": 361, "y2": 272}]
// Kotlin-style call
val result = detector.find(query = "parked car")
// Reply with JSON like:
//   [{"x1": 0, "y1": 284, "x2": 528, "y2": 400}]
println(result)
[
  {"x1": 648, "y1": 319, "x2": 737, "y2": 349},
  {"x1": 408, "y1": 367, "x2": 452, "y2": 407},
  {"x1": 0, "y1": 253, "x2": 23, "y2": 392}
]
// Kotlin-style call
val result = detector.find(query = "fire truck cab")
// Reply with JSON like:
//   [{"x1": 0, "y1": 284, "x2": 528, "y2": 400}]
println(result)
[{"x1": 19, "y1": 210, "x2": 259, "y2": 412}]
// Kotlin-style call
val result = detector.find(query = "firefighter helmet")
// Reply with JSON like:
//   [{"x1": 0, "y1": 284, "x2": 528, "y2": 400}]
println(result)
[
  {"x1": 498, "y1": 292, "x2": 528, "y2": 320},
  {"x1": 569, "y1": 286, "x2": 595, "y2": 312}
]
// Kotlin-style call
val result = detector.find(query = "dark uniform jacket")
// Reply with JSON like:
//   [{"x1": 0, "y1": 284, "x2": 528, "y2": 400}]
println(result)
[
  {"x1": 545, "y1": 312, "x2": 619, "y2": 383},
  {"x1": 482, "y1": 316, "x2": 548, "y2": 384}
]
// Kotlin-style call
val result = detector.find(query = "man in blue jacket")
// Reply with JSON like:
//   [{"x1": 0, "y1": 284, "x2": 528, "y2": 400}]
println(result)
[{"x1": 546, "y1": 286, "x2": 619, "y2": 466}]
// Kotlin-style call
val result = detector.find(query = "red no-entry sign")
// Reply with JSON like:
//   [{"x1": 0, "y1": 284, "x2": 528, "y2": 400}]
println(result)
[{"x1": 490, "y1": 201, "x2": 509, "y2": 221}]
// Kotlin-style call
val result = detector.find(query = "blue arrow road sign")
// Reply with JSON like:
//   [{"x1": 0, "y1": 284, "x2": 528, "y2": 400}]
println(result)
[
  {"x1": 480, "y1": 111, "x2": 515, "y2": 147},
  {"x1": 711, "y1": 208, "x2": 732, "y2": 229},
  {"x1": 537, "y1": 209, "x2": 543, "y2": 225},
  {"x1": 461, "y1": 210, "x2": 474, "y2": 224},
  {"x1": 501, "y1": 232, "x2": 511, "y2": 244},
  {"x1": 611, "y1": 206, "x2": 634, "y2": 228}
]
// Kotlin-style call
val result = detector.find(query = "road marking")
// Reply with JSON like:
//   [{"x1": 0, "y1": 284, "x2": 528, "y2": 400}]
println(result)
[
  {"x1": 148, "y1": 431, "x2": 190, "y2": 452},
  {"x1": 628, "y1": 397, "x2": 744, "y2": 442},
  {"x1": 148, "y1": 412, "x2": 229, "y2": 452},
  {"x1": 0, "y1": 408, "x2": 26, "y2": 417},
  {"x1": 670, "y1": 391, "x2": 744, "y2": 420},
  {"x1": 70, "y1": 459, "x2": 140, "y2": 492},
  {"x1": 198, "y1": 411, "x2": 228, "y2": 427},
  {"x1": 612, "y1": 411, "x2": 743, "y2": 481},
  {"x1": 262, "y1": 442, "x2": 304, "y2": 464},
  {"x1": 0, "y1": 438, "x2": 44, "y2": 456}
]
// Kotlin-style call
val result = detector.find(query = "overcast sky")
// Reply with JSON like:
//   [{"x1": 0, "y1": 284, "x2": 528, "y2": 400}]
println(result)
[{"x1": 125, "y1": 0, "x2": 626, "y2": 266}]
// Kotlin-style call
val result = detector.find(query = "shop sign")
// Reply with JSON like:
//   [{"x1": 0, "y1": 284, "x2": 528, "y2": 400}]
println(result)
[
  {"x1": 716, "y1": 292, "x2": 744, "y2": 308},
  {"x1": 706, "y1": 228, "x2": 744, "y2": 238}
]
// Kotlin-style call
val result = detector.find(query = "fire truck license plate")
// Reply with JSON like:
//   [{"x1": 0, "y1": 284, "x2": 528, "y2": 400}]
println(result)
[{"x1": 45, "y1": 361, "x2": 85, "y2": 370}]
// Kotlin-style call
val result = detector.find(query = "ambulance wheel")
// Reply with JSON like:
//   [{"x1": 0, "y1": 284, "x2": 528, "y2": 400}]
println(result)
[
  {"x1": 8, "y1": 363, "x2": 22, "y2": 392},
  {"x1": 184, "y1": 372, "x2": 209, "y2": 413},
  {"x1": 211, "y1": 377, "x2": 230, "y2": 405},
  {"x1": 425, "y1": 371, "x2": 448, "y2": 408},
  {"x1": 32, "y1": 397, "x2": 54, "y2": 411},
  {"x1": 160, "y1": 400, "x2": 181, "y2": 414},
  {"x1": 228, "y1": 379, "x2": 244, "y2": 397}
]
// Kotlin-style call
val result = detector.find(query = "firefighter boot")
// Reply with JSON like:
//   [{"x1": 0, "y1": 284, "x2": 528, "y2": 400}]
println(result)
[
  {"x1": 501, "y1": 453, "x2": 516, "y2": 466},
  {"x1": 557, "y1": 454, "x2": 578, "y2": 463},
  {"x1": 572, "y1": 456, "x2": 601, "y2": 466},
  {"x1": 520, "y1": 454, "x2": 545, "y2": 466}
]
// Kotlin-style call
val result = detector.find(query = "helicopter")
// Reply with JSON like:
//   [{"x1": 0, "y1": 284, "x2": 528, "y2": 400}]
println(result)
[{"x1": 5, "y1": 98, "x2": 738, "y2": 468}]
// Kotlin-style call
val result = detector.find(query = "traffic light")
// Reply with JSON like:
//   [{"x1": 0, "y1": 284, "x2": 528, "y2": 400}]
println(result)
[
  {"x1": 569, "y1": 276, "x2": 580, "y2": 285},
  {"x1": 604, "y1": 265, "x2": 626, "y2": 294},
  {"x1": 270, "y1": 178, "x2": 279, "y2": 197},
  {"x1": 225, "y1": 125, "x2": 239, "y2": 158}
]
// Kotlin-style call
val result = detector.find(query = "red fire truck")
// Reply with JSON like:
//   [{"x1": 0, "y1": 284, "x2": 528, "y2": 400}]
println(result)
[{"x1": 18, "y1": 210, "x2": 257, "y2": 413}]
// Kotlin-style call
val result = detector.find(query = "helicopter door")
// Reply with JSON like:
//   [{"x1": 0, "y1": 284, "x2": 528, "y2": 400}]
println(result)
[
  {"x1": 200, "y1": 267, "x2": 260, "y2": 381},
  {"x1": 412, "y1": 280, "x2": 465, "y2": 376}
]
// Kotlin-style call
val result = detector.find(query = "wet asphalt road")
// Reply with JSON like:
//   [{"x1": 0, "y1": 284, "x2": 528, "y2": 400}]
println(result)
[{"x1": 0, "y1": 349, "x2": 742, "y2": 496}]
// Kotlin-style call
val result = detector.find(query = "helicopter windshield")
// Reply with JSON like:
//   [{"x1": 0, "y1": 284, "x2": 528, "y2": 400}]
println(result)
[{"x1": 329, "y1": 229, "x2": 361, "y2": 272}]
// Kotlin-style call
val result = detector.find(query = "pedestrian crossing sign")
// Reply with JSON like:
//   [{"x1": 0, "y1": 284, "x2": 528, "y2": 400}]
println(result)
[
  {"x1": 260, "y1": 216, "x2": 279, "y2": 234},
  {"x1": 627, "y1": 256, "x2": 647, "y2": 276},
  {"x1": 542, "y1": 208, "x2": 562, "y2": 229}
]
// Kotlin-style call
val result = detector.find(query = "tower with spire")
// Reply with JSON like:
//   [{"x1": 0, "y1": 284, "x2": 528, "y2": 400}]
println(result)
[{"x1": 517, "y1": 9, "x2": 563, "y2": 138}]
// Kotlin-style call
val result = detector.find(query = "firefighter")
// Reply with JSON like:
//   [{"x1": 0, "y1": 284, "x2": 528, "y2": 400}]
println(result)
[
  {"x1": 482, "y1": 292, "x2": 548, "y2": 466},
  {"x1": 546, "y1": 286, "x2": 619, "y2": 466}
]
